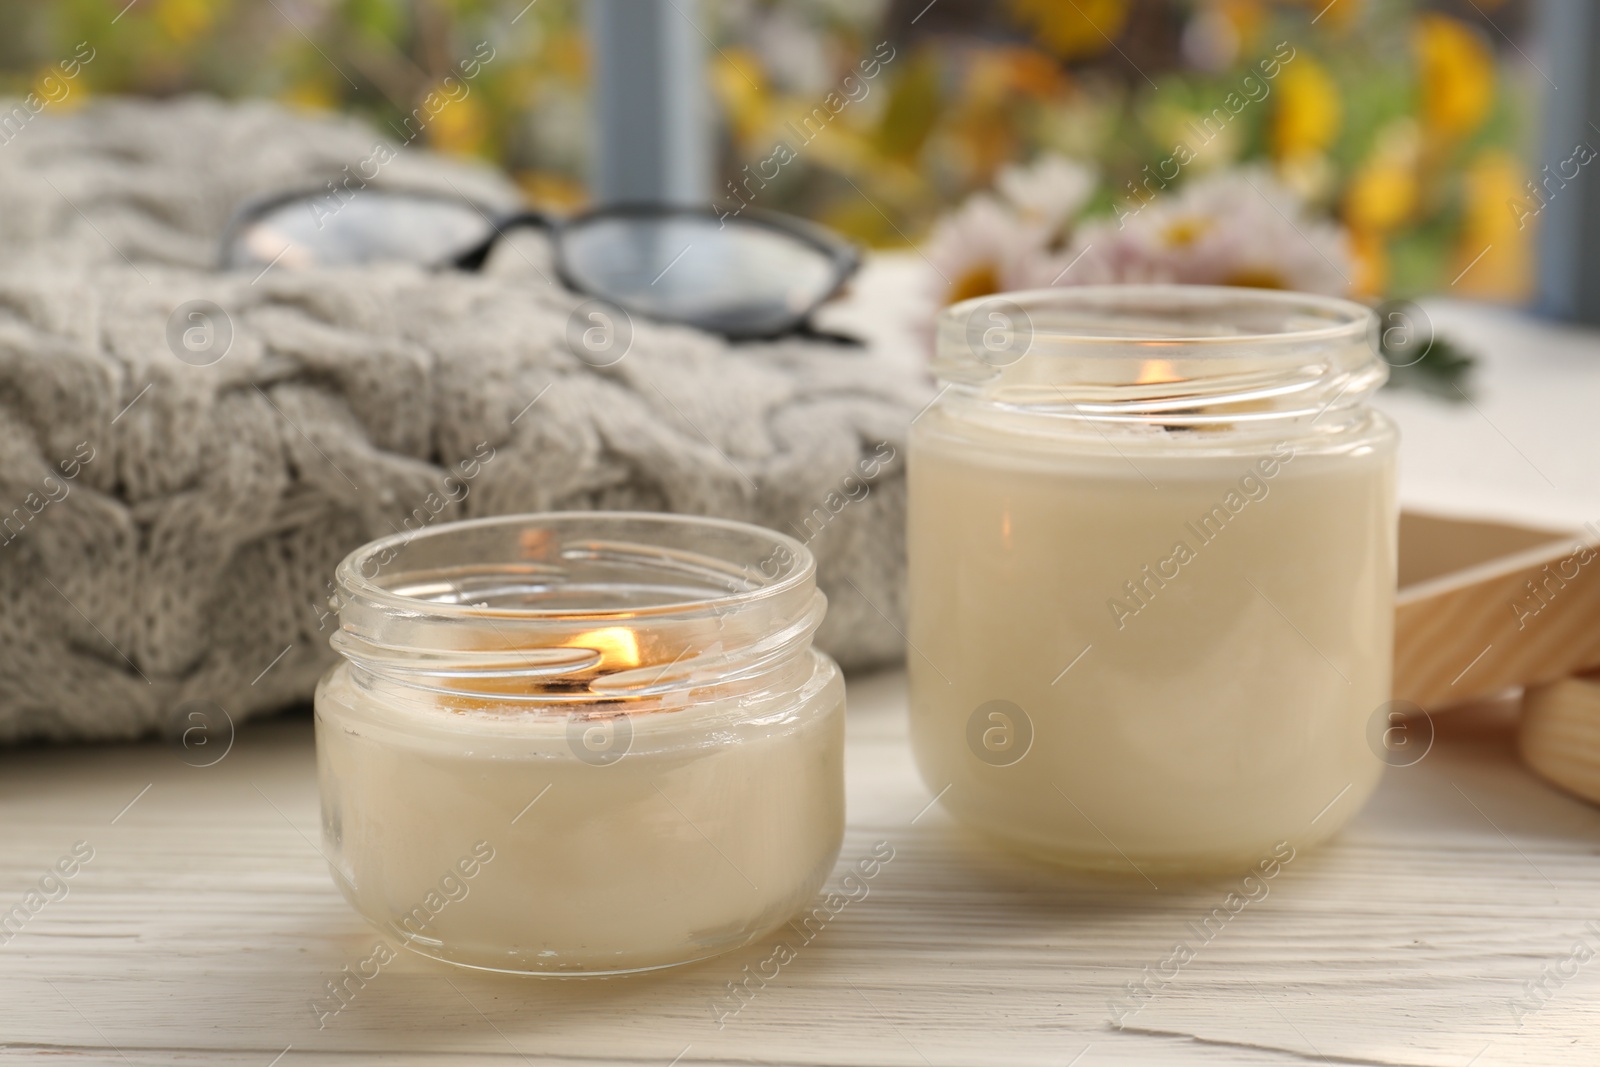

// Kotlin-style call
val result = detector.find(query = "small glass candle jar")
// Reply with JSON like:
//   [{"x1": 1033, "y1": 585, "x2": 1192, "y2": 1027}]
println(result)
[
  {"x1": 316, "y1": 512, "x2": 844, "y2": 975},
  {"x1": 909, "y1": 286, "x2": 1398, "y2": 873}
]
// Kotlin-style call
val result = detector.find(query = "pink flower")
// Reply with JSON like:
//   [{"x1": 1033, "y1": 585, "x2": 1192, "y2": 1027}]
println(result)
[
  {"x1": 921, "y1": 193, "x2": 1048, "y2": 307},
  {"x1": 1065, "y1": 168, "x2": 1354, "y2": 295}
]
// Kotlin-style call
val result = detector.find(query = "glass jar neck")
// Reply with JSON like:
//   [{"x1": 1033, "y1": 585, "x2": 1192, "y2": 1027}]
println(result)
[
  {"x1": 328, "y1": 513, "x2": 824, "y2": 712},
  {"x1": 934, "y1": 285, "x2": 1385, "y2": 434}
]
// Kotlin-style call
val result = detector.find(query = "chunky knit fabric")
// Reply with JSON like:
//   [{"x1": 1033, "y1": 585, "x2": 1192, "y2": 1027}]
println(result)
[{"x1": 0, "y1": 97, "x2": 919, "y2": 742}]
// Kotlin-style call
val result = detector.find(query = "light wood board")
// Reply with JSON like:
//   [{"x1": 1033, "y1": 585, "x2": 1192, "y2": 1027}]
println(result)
[
  {"x1": 1395, "y1": 513, "x2": 1600, "y2": 710},
  {"x1": 2, "y1": 670, "x2": 1599, "y2": 1066}
]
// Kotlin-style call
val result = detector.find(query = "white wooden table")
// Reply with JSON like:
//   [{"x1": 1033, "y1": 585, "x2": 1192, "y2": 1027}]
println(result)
[
  {"x1": 2, "y1": 668, "x2": 1598, "y2": 1067},
  {"x1": 5, "y1": 293, "x2": 1600, "y2": 1065}
]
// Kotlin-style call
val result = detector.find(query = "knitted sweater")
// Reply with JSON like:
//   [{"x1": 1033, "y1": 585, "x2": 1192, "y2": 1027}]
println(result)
[{"x1": 0, "y1": 97, "x2": 918, "y2": 742}]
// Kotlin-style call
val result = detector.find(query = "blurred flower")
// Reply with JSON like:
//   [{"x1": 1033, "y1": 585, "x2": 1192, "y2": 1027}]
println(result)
[
  {"x1": 0, "y1": 0, "x2": 1531, "y2": 302},
  {"x1": 1344, "y1": 119, "x2": 1421, "y2": 233},
  {"x1": 1341, "y1": 118, "x2": 1422, "y2": 293},
  {"x1": 425, "y1": 88, "x2": 491, "y2": 157},
  {"x1": 1451, "y1": 149, "x2": 1530, "y2": 300},
  {"x1": 1008, "y1": 0, "x2": 1129, "y2": 61},
  {"x1": 1271, "y1": 56, "x2": 1342, "y2": 162},
  {"x1": 922, "y1": 163, "x2": 1354, "y2": 310},
  {"x1": 995, "y1": 154, "x2": 1098, "y2": 239},
  {"x1": 1066, "y1": 168, "x2": 1354, "y2": 295},
  {"x1": 1347, "y1": 229, "x2": 1388, "y2": 295},
  {"x1": 923, "y1": 193, "x2": 1047, "y2": 305},
  {"x1": 1342, "y1": 163, "x2": 1412, "y2": 293},
  {"x1": 1414, "y1": 14, "x2": 1494, "y2": 145},
  {"x1": 153, "y1": 0, "x2": 220, "y2": 45},
  {"x1": 922, "y1": 154, "x2": 1101, "y2": 305}
]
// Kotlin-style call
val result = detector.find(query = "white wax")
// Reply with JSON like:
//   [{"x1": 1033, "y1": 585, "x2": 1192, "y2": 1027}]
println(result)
[
  {"x1": 909, "y1": 410, "x2": 1397, "y2": 871},
  {"x1": 316, "y1": 654, "x2": 844, "y2": 974}
]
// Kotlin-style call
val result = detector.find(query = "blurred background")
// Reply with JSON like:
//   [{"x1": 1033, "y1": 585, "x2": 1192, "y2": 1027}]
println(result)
[{"x1": 0, "y1": 0, "x2": 1550, "y2": 303}]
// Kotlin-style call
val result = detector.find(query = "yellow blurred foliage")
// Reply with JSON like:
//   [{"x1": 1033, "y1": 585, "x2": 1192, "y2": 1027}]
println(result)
[
  {"x1": 1008, "y1": 0, "x2": 1128, "y2": 60},
  {"x1": 516, "y1": 170, "x2": 588, "y2": 211},
  {"x1": 819, "y1": 198, "x2": 906, "y2": 248},
  {"x1": 996, "y1": 47, "x2": 1070, "y2": 99},
  {"x1": 543, "y1": 29, "x2": 588, "y2": 83},
  {"x1": 1347, "y1": 228, "x2": 1388, "y2": 296},
  {"x1": 941, "y1": 47, "x2": 1066, "y2": 187},
  {"x1": 1452, "y1": 149, "x2": 1530, "y2": 299},
  {"x1": 1342, "y1": 118, "x2": 1421, "y2": 298},
  {"x1": 1345, "y1": 130, "x2": 1419, "y2": 232},
  {"x1": 425, "y1": 88, "x2": 490, "y2": 157},
  {"x1": 281, "y1": 80, "x2": 338, "y2": 114},
  {"x1": 4, "y1": 0, "x2": 1528, "y2": 300},
  {"x1": 1299, "y1": 0, "x2": 1365, "y2": 31},
  {"x1": 1215, "y1": 0, "x2": 1268, "y2": 49},
  {"x1": 1414, "y1": 14, "x2": 1494, "y2": 144},
  {"x1": 1272, "y1": 57, "x2": 1342, "y2": 161},
  {"x1": 34, "y1": 67, "x2": 88, "y2": 112},
  {"x1": 712, "y1": 48, "x2": 769, "y2": 144},
  {"x1": 153, "y1": 0, "x2": 220, "y2": 45}
]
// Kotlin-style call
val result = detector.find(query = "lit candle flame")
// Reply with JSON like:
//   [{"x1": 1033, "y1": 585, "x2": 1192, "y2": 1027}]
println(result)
[
  {"x1": 1135, "y1": 359, "x2": 1181, "y2": 386},
  {"x1": 562, "y1": 627, "x2": 642, "y2": 671}
]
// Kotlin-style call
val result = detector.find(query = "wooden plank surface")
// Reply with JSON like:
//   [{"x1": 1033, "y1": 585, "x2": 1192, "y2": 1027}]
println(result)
[
  {"x1": 2, "y1": 669, "x2": 1599, "y2": 1066},
  {"x1": 1394, "y1": 516, "x2": 1600, "y2": 711}
]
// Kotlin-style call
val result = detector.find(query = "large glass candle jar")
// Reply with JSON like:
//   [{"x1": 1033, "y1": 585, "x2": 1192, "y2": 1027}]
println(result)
[
  {"x1": 909, "y1": 286, "x2": 1397, "y2": 873},
  {"x1": 316, "y1": 512, "x2": 844, "y2": 975}
]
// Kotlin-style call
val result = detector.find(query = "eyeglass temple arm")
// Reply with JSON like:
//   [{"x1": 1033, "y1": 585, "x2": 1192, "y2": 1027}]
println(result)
[{"x1": 450, "y1": 210, "x2": 557, "y2": 271}]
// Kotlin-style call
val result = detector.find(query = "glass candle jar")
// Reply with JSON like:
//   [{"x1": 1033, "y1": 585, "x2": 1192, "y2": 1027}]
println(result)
[
  {"x1": 315, "y1": 512, "x2": 844, "y2": 975},
  {"x1": 909, "y1": 286, "x2": 1397, "y2": 873}
]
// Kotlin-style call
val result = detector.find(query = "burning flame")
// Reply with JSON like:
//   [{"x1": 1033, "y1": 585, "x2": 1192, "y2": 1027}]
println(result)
[
  {"x1": 1135, "y1": 359, "x2": 1182, "y2": 386},
  {"x1": 563, "y1": 627, "x2": 642, "y2": 671}
]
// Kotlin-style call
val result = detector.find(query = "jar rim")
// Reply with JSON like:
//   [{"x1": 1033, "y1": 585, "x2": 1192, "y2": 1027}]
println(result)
[
  {"x1": 939, "y1": 284, "x2": 1372, "y2": 352},
  {"x1": 335, "y1": 510, "x2": 815, "y2": 622},
  {"x1": 931, "y1": 285, "x2": 1384, "y2": 429}
]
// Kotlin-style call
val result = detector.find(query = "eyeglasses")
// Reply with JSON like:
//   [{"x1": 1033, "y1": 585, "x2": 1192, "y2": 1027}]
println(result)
[{"x1": 219, "y1": 189, "x2": 861, "y2": 342}]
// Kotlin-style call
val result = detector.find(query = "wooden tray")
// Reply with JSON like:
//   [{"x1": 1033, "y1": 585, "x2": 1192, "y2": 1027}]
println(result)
[
  {"x1": 1521, "y1": 671, "x2": 1600, "y2": 805},
  {"x1": 1395, "y1": 510, "x2": 1600, "y2": 710}
]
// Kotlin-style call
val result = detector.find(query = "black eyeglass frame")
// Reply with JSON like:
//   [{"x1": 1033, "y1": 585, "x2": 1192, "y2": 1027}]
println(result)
[{"x1": 220, "y1": 188, "x2": 863, "y2": 343}]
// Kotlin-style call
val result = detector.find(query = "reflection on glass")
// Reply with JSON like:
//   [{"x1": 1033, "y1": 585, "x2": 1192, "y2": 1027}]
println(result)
[
  {"x1": 226, "y1": 194, "x2": 490, "y2": 269},
  {"x1": 561, "y1": 217, "x2": 839, "y2": 337}
]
